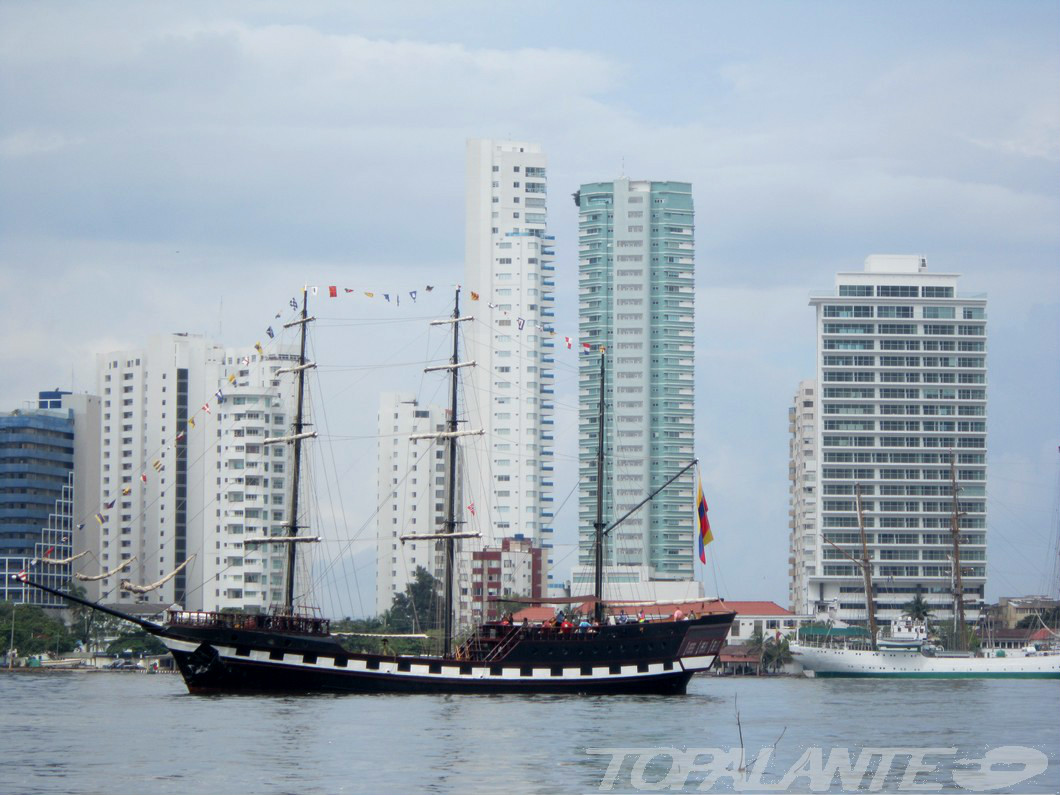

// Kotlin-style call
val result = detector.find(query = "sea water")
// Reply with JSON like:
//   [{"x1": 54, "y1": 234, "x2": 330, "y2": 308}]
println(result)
[{"x1": 1, "y1": 672, "x2": 1056, "y2": 794}]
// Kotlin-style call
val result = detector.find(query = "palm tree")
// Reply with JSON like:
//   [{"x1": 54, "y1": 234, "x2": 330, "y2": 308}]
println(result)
[
  {"x1": 763, "y1": 636, "x2": 793, "y2": 673},
  {"x1": 902, "y1": 593, "x2": 933, "y2": 623},
  {"x1": 742, "y1": 629, "x2": 766, "y2": 675}
]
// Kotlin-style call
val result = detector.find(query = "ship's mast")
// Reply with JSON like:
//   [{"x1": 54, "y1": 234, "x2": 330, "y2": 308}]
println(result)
[
  {"x1": 856, "y1": 483, "x2": 878, "y2": 651},
  {"x1": 281, "y1": 290, "x2": 314, "y2": 613},
  {"x1": 949, "y1": 453, "x2": 967, "y2": 651},
  {"x1": 411, "y1": 289, "x2": 479, "y2": 656},
  {"x1": 593, "y1": 351, "x2": 606, "y2": 624},
  {"x1": 441, "y1": 289, "x2": 462, "y2": 657}
]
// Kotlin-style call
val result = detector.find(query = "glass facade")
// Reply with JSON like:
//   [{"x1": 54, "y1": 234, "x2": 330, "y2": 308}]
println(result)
[
  {"x1": 0, "y1": 408, "x2": 76, "y2": 606},
  {"x1": 577, "y1": 179, "x2": 695, "y2": 580}
]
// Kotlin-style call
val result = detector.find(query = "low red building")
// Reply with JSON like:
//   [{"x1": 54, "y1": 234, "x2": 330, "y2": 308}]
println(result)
[{"x1": 463, "y1": 536, "x2": 548, "y2": 623}]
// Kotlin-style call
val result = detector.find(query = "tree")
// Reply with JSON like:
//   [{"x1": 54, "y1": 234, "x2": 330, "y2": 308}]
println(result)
[
  {"x1": 1016, "y1": 607, "x2": 1060, "y2": 630},
  {"x1": 935, "y1": 621, "x2": 978, "y2": 652},
  {"x1": 383, "y1": 567, "x2": 441, "y2": 633},
  {"x1": 66, "y1": 583, "x2": 99, "y2": 649},
  {"x1": 0, "y1": 601, "x2": 77, "y2": 657},
  {"x1": 762, "y1": 636, "x2": 793, "y2": 673},
  {"x1": 742, "y1": 629, "x2": 766, "y2": 675},
  {"x1": 104, "y1": 630, "x2": 167, "y2": 656},
  {"x1": 902, "y1": 593, "x2": 934, "y2": 623}
]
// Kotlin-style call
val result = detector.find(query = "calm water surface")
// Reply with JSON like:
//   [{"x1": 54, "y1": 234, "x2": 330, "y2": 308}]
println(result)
[{"x1": 2, "y1": 672, "x2": 1057, "y2": 794}]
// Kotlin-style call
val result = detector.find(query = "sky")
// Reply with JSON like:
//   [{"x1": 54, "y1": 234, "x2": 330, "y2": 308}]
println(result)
[{"x1": 1, "y1": 1, "x2": 1057, "y2": 615}]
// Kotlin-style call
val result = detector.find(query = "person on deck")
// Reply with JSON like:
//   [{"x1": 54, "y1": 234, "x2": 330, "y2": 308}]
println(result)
[
  {"x1": 618, "y1": 610, "x2": 629, "y2": 625},
  {"x1": 673, "y1": 608, "x2": 684, "y2": 621}
]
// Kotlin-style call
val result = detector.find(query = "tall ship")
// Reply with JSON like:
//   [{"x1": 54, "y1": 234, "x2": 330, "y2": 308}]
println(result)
[
  {"x1": 27, "y1": 288, "x2": 735, "y2": 694},
  {"x1": 790, "y1": 482, "x2": 1060, "y2": 679}
]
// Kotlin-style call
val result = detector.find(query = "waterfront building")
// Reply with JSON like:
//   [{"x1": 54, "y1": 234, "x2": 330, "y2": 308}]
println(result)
[
  {"x1": 801, "y1": 254, "x2": 988, "y2": 627},
  {"x1": 374, "y1": 392, "x2": 449, "y2": 618},
  {"x1": 573, "y1": 178, "x2": 697, "y2": 600},
  {"x1": 722, "y1": 600, "x2": 811, "y2": 643},
  {"x1": 0, "y1": 391, "x2": 100, "y2": 607},
  {"x1": 991, "y1": 596, "x2": 1060, "y2": 630},
  {"x1": 96, "y1": 335, "x2": 297, "y2": 612},
  {"x1": 466, "y1": 536, "x2": 548, "y2": 623},
  {"x1": 788, "y1": 380, "x2": 818, "y2": 614},
  {"x1": 462, "y1": 139, "x2": 556, "y2": 585},
  {"x1": 205, "y1": 344, "x2": 299, "y2": 612}
]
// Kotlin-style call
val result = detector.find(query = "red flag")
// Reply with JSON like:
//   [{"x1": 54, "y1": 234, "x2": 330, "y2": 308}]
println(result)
[
  {"x1": 564, "y1": 336, "x2": 572, "y2": 349},
  {"x1": 467, "y1": 502, "x2": 476, "y2": 516},
  {"x1": 141, "y1": 473, "x2": 147, "y2": 483},
  {"x1": 329, "y1": 286, "x2": 337, "y2": 298}
]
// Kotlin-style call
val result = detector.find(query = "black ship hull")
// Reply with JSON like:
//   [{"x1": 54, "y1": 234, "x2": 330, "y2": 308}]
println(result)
[{"x1": 160, "y1": 612, "x2": 734, "y2": 696}]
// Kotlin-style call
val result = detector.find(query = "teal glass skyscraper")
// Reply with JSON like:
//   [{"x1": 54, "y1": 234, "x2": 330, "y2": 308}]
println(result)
[{"x1": 576, "y1": 179, "x2": 696, "y2": 584}]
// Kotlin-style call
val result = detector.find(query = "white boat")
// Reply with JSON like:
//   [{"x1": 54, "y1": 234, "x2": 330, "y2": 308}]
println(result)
[
  {"x1": 791, "y1": 639, "x2": 1060, "y2": 679},
  {"x1": 792, "y1": 479, "x2": 1060, "y2": 678}
]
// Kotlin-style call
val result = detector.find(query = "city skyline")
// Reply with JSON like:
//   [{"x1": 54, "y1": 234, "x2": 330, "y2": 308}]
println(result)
[{"x1": 0, "y1": 2, "x2": 1056, "y2": 612}]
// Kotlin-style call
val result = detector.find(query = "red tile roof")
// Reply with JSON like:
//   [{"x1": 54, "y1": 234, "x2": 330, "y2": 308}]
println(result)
[
  {"x1": 512, "y1": 607, "x2": 556, "y2": 622},
  {"x1": 719, "y1": 601, "x2": 794, "y2": 617}
]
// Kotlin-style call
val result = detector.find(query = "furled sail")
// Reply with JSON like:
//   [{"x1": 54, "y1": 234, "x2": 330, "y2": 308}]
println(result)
[
  {"x1": 120, "y1": 555, "x2": 195, "y2": 594},
  {"x1": 41, "y1": 550, "x2": 90, "y2": 566},
  {"x1": 75, "y1": 557, "x2": 136, "y2": 582}
]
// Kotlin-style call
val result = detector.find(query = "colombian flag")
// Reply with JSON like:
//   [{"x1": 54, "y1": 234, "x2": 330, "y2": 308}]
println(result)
[{"x1": 697, "y1": 474, "x2": 713, "y2": 563}]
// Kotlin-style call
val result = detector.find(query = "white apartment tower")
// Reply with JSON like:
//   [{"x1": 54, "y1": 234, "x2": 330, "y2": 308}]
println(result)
[
  {"x1": 788, "y1": 379, "x2": 817, "y2": 615},
  {"x1": 96, "y1": 335, "x2": 298, "y2": 612},
  {"x1": 802, "y1": 255, "x2": 987, "y2": 627},
  {"x1": 462, "y1": 139, "x2": 556, "y2": 561},
  {"x1": 374, "y1": 393, "x2": 449, "y2": 617},
  {"x1": 206, "y1": 344, "x2": 300, "y2": 612}
]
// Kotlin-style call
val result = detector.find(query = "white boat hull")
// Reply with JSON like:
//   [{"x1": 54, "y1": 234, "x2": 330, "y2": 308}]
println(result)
[{"x1": 790, "y1": 643, "x2": 1060, "y2": 679}]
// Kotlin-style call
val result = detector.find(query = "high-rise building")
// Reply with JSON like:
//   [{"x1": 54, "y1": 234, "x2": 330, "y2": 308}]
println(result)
[
  {"x1": 206, "y1": 344, "x2": 300, "y2": 612},
  {"x1": 462, "y1": 139, "x2": 556, "y2": 564},
  {"x1": 96, "y1": 335, "x2": 297, "y2": 612},
  {"x1": 0, "y1": 391, "x2": 100, "y2": 606},
  {"x1": 374, "y1": 392, "x2": 449, "y2": 618},
  {"x1": 800, "y1": 254, "x2": 988, "y2": 626},
  {"x1": 573, "y1": 179, "x2": 698, "y2": 599},
  {"x1": 788, "y1": 380, "x2": 818, "y2": 614}
]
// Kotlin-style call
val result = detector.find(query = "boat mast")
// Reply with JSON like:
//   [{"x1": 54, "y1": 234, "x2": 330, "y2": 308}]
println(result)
[
  {"x1": 441, "y1": 289, "x2": 462, "y2": 657},
  {"x1": 949, "y1": 453, "x2": 967, "y2": 650},
  {"x1": 856, "y1": 483, "x2": 878, "y2": 650},
  {"x1": 282, "y1": 289, "x2": 312, "y2": 613},
  {"x1": 593, "y1": 350, "x2": 606, "y2": 624}
]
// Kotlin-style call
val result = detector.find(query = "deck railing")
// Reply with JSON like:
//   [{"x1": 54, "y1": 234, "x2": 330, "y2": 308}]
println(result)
[{"x1": 167, "y1": 610, "x2": 330, "y2": 636}]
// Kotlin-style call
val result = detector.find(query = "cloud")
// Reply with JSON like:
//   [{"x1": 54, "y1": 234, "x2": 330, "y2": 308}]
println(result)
[
  {"x1": 0, "y1": 2, "x2": 1056, "y2": 609},
  {"x1": 0, "y1": 130, "x2": 83, "y2": 157}
]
